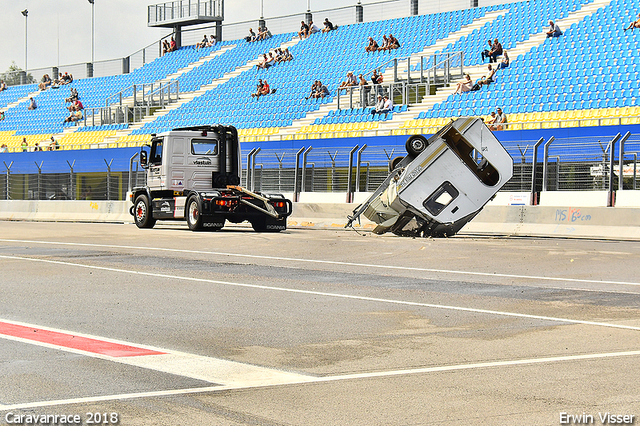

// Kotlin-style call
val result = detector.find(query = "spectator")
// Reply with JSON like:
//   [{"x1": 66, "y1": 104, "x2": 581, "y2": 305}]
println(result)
[
  {"x1": 358, "y1": 74, "x2": 371, "y2": 106},
  {"x1": 371, "y1": 95, "x2": 392, "y2": 115},
  {"x1": 252, "y1": 79, "x2": 263, "y2": 97},
  {"x1": 625, "y1": 13, "x2": 640, "y2": 31},
  {"x1": 489, "y1": 39, "x2": 503, "y2": 63},
  {"x1": 317, "y1": 82, "x2": 330, "y2": 98},
  {"x1": 0, "y1": 80, "x2": 6, "y2": 91},
  {"x1": 197, "y1": 35, "x2": 208, "y2": 49},
  {"x1": 21, "y1": 138, "x2": 28, "y2": 152},
  {"x1": 251, "y1": 80, "x2": 271, "y2": 99},
  {"x1": 283, "y1": 48, "x2": 293, "y2": 61},
  {"x1": 0, "y1": 111, "x2": 5, "y2": 121},
  {"x1": 246, "y1": 28, "x2": 256, "y2": 42},
  {"x1": 49, "y1": 136, "x2": 59, "y2": 150},
  {"x1": 486, "y1": 111, "x2": 497, "y2": 130},
  {"x1": 207, "y1": 35, "x2": 217, "y2": 47},
  {"x1": 257, "y1": 26, "x2": 271, "y2": 41},
  {"x1": 365, "y1": 37, "x2": 379, "y2": 53},
  {"x1": 454, "y1": 74, "x2": 473, "y2": 94},
  {"x1": 477, "y1": 64, "x2": 496, "y2": 87},
  {"x1": 305, "y1": 81, "x2": 320, "y2": 99},
  {"x1": 322, "y1": 18, "x2": 335, "y2": 33},
  {"x1": 256, "y1": 54, "x2": 267, "y2": 69},
  {"x1": 546, "y1": 20, "x2": 563, "y2": 37},
  {"x1": 308, "y1": 21, "x2": 320, "y2": 36},
  {"x1": 480, "y1": 40, "x2": 492, "y2": 62},
  {"x1": 170, "y1": 37, "x2": 177, "y2": 52},
  {"x1": 298, "y1": 21, "x2": 310, "y2": 39},
  {"x1": 338, "y1": 71, "x2": 357, "y2": 92},
  {"x1": 497, "y1": 50, "x2": 510, "y2": 70},
  {"x1": 0, "y1": 144, "x2": 7, "y2": 153},
  {"x1": 27, "y1": 97, "x2": 37, "y2": 110},
  {"x1": 66, "y1": 87, "x2": 79, "y2": 103},
  {"x1": 494, "y1": 107, "x2": 507, "y2": 130},
  {"x1": 162, "y1": 39, "x2": 170, "y2": 55},
  {"x1": 371, "y1": 69, "x2": 384, "y2": 96},
  {"x1": 265, "y1": 52, "x2": 276, "y2": 68},
  {"x1": 38, "y1": 74, "x2": 52, "y2": 91},
  {"x1": 387, "y1": 34, "x2": 401, "y2": 50},
  {"x1": 379, "y1": 35, "x2": 390, "y2": 51},
  {"x1": 371, "y1": 95, "x2": 385, "y2": 115},
  {"x1": 34, "y1": 142, "x2": 42, "y2": 151}
]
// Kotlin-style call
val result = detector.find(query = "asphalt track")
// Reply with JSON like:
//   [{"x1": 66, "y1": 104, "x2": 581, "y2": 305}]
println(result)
[{"x1": 0, "y1": 221, "x2": 639, "y2": 425}]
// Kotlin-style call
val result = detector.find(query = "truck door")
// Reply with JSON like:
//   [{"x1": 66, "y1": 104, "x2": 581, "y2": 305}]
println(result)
[{"x1": 147, "y1": 137, "x2": 164, "y2": 190}]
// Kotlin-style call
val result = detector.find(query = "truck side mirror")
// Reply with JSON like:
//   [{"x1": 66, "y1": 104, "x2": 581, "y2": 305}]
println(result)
[{"x1": 140, "y1": 150, "x2": 148, "y2": 168}]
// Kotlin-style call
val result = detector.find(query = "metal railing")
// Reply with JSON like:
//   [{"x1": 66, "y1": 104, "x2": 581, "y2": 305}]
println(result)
[{"x1": 3, "y1": 133, "x2": 640, "y2": 203}]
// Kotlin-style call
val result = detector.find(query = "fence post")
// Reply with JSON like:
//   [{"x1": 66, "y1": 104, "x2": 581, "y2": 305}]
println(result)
[
  {"x1": 293, "y1": 147, "x2": 305, "y2": 202},
  {"x1": 34, "y1": 161, "x2": 44, "y2": 200},
  {"x1": 328, "y1": 151, "x2": 338, "y2": 191},
  {"x1": 530, "y1": 137, "x2": 544, "y2": 206},
  {"x1": 66, "y1": 160, "x2": 76, "y2": 200},
  {"x1": 275, "y1": 152, "x2": 285, "y2": 191},
  {"x1": 347, "y1": 145, "x2": 359, "y2": 203},
  {"x1": 104, "y1": 159, "x2": 113, "y2": 201},
  {"x1": 633, "y1": 153, "x2": 638, "y2": 190},
  {"x1": 250, "y1": 147, "x2": 261, "y2": 191},
  {"x1": 607, "y1": 134, "x2": 621, "y2": 207},
  {"x1": 301, "y1": 146, "x2": 312, "y2": 193},
  {"x1": 542, "y1": 136, "x2": 555, "y2": 192},
  {"x1": 245, "y1": 148, "x2": 256, "y2": 188},
  {"x1": 4, "y1": 161, "x2": 13, "y2": 200},
  {"x1": 355, "y1": 144, "x2": 367, "y2": 192},
  {"x1": 619, "y1": 131, "x2": 631, "y2": 192}
]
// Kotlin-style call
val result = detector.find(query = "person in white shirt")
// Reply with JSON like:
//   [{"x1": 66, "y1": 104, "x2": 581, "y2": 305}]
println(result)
[
  {"x1": 546, "y1": 20, "x2": 562, "y2": 37},
  {"x1": 308, "y1": 21, "x2": 320, "y2": 35}
]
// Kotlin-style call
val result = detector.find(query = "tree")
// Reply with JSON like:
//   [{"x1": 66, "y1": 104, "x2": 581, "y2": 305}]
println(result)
[{"x1": 1, "y1": 61, "x2": 35, "y2": 86}]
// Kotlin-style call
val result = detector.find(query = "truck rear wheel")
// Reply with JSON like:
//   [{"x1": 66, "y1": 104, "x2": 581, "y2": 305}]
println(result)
[
  {"x1": 186, "y1": 196, "x2": 204, "y2": 231},
  {"x1": 134, "y1": 194, "x2": 156, "y2": 229}
]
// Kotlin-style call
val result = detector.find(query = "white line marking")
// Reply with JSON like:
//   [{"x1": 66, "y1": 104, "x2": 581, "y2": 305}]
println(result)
[
  {"x1": 3, "y1": 349, "x2": 640, "y2": 410},
  {"x1": 1, "y1": 254, "x2": 640, "y2": 333},
  {"x1": 1, "y1": 238, "x2": 639, "y2": 288},
  {"x1": 0, "y1": 318, "x2": 313, "y2": 387}
]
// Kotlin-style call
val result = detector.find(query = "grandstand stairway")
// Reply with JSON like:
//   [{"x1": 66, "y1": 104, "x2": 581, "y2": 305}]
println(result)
[
  {"x1": 105, "y1": 36, "x2": 303, "y2": 146},
  {"x1": 274, "y1": 10, "x2": 510, "y2": 137},
  {"x1": 376, "y1": 0, "x2": 616, "y2": 132}
]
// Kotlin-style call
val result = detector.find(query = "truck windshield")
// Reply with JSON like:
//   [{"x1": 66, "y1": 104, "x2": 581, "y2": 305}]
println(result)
[{"x1": 191, "y1": 139, "x2": 218, "y2": 155}]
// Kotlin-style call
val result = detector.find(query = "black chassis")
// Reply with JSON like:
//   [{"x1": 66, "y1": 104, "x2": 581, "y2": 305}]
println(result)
[{"x1": 130, "y1": 187, "x2": 292, "y2": 229}]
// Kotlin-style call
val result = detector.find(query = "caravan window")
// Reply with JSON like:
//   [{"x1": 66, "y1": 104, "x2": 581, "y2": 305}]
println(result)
[{"x1": 191, "y1": 139, "x2": 218, "y2": 155}]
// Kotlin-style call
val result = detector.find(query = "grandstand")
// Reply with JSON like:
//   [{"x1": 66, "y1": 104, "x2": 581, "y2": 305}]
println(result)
[{"x1": 2, "y1": 0, "x2": 640, "y2": 200}]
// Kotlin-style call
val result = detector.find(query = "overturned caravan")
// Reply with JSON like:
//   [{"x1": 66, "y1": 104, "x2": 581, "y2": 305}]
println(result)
[{"x1": 346, "y1": 117, "x2": 514, "y2": 237}]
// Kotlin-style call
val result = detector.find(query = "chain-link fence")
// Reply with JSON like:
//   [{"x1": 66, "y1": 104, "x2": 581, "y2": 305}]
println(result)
[{"x1": 3, "y1": 132, "x2": 640, "y2": 201}]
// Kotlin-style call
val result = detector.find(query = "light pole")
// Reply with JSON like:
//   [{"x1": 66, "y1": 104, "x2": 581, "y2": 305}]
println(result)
[
  {"x1": 88, "y1": 0, "x2": 95, "y2": 64},
  {"x1": 21, "y1": 9, "x2": 28, "y2": 73}
]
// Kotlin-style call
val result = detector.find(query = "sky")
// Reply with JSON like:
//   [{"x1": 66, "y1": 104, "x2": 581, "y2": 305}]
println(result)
[{"x1": 0, "y1": 0, "x2": 353, "y2": 73}]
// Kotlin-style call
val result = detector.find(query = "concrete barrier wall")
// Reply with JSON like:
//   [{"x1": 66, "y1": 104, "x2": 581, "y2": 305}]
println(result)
[{"x1": 2, "y1": 193, "x2": 640, "y2": 240}]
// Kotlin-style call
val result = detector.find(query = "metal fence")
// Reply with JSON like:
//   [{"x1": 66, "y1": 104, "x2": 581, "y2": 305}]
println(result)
[{"x1": 4, "y1": 131, "x2": 640, "y2": 202}]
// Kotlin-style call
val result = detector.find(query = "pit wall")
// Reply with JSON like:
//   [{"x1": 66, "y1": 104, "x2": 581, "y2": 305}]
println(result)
[{"x1": 2, "y1": 191, "x2": 640, "y2": 240}]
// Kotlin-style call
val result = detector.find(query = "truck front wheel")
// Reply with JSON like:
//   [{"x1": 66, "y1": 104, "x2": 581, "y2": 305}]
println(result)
[
  {"x1": 134, "y1": 194, "x2": 156, "y2": 229},
  {"x1": 186, "y1": 196, "x2": 204, "y2": 231}
]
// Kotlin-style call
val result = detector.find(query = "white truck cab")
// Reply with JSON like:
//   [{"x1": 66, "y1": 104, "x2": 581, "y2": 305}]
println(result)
[{"x1": 130, "y1": 125, "x2": 291, "y2": 232}]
